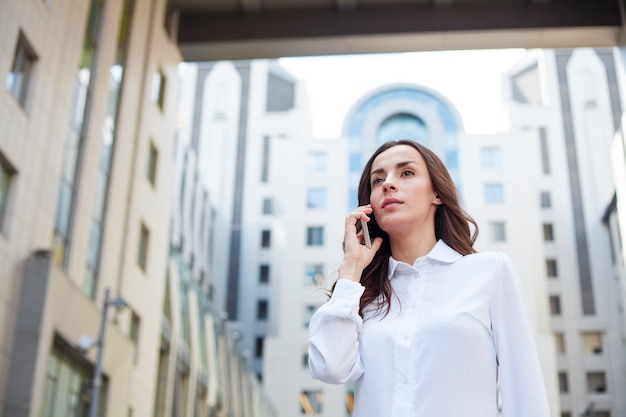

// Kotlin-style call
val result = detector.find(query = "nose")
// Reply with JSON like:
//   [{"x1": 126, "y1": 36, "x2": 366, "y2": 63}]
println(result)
[{"x1": 382, "y1": 176, "x2": 397, "y2": 192}]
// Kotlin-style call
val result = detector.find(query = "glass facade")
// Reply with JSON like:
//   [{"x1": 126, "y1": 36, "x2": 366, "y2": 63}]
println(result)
[
  {"x1": 41, "y1": 346, "x2": 91, "y2": 417},
  {"x1": 52, "y1": 0, "x2": 104, "y2": 268},
  {"x1": 84, "y1": 0, "x2": 134, "y2": 298},
  {"x1": 345, "y1": 87, "x2": 462, "y2": 209},
  {"x1": 376, "y1": 114, "x2": 428, "y2": 146}
]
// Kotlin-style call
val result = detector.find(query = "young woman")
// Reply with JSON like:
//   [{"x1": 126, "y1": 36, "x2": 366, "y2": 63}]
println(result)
[{"x1": 308, "y1": 140, "x2": 550, "y2": 416}]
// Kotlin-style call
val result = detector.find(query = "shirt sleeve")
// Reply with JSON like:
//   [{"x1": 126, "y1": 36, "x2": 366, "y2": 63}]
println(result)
[
  {"x1": 490, "y1": 253, "x2": 551, "y2": 417},
  {"x1": 308, "y1": 279, "x2": 365, "y2": 384}
]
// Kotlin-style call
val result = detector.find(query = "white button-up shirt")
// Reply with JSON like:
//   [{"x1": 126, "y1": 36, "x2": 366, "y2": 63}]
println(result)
[{"x1": 308, "y1": 240, "x2": 550, "y2": 417}]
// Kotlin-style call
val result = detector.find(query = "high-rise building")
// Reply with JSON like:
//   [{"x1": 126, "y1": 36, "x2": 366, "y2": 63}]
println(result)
[
  {"x1": 501, "y1": 48, "x2": 626, "y2": 417},
  {"x1": 237, "y1": 48, "x2": 626, "y2": 417},
  {"x1": 0, "y1": 2, "x2": 269, "y2": 417}
]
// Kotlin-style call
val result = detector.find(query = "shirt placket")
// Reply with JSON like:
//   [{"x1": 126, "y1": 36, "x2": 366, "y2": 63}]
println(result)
[{"x1": 393, "y1": 267, "x2": 423, "y2": 416}]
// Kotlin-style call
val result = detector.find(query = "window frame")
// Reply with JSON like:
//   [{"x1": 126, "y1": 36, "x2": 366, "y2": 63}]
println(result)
[{"x1": 6, "y1": 31, "x2": 38, "y2": 109}]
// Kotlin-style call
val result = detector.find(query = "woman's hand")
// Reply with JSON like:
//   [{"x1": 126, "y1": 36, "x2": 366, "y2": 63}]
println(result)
[{"x1": 339, "y1": 205, "x2": 383, "y2": 282}]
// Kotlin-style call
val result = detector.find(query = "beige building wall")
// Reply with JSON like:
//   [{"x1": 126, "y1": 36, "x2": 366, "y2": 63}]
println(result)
[{"x1": 0, "y1": 0, "x2": 181, "y2": 416}]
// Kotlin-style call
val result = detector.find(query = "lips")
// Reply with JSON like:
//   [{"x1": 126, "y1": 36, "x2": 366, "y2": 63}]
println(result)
[{"x1": 382, "y1": 198, "x2": 402, "y2": 209}]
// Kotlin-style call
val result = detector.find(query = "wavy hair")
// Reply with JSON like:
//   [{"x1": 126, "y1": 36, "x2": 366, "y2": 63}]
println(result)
[{"x1": 355, "y1": 139, "x2": 478, "y2": 317}]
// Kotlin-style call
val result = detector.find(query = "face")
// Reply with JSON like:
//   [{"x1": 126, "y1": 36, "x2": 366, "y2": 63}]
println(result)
[{"x1": 369, "y1": 145, "x2": 441, "y2": 235}]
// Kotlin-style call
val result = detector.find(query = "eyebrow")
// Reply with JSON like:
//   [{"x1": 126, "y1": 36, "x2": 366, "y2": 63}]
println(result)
[{"x1": 371, "y1": 160, "x2": 418, "y2": 176}]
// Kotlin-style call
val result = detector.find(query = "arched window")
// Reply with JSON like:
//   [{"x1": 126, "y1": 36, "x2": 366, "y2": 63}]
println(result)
[{"x1": 377, "y1": 114, "x2": 428, "y2": 146}]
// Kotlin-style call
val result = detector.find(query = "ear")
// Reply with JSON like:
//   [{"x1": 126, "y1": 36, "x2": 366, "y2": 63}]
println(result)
[{"x1": 432, "y1": 194, "x2": 442, "y2": 205}]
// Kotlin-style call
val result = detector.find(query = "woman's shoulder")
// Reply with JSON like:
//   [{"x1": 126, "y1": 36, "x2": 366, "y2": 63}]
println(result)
[
  {"x1": 461, "y1": 250, "x2": 510, "y2": 264},
  {"x1": 456, "y1": 250, "x2": 515, "y2": 277}
]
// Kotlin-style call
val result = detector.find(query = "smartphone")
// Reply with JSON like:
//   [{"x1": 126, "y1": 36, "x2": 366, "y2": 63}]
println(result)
[{"x1": 360, "y1": 218, "x2": 372, "y2": 249}]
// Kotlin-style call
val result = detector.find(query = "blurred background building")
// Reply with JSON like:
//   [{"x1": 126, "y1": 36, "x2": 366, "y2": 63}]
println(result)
[{"x1": 2, "y1": 1, "x2": 626, "y2": 417}]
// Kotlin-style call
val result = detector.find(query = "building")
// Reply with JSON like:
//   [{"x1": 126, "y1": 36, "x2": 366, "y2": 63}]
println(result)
[
  {"x1": 0, "y1": 1, "x2": 269, "y2": 417},
  {"x1": 501, "y1": 48, "x2": 626, "y2": 417},
  {"x1": 243, "y1": 48, "x2": 626, "y2": 417}
]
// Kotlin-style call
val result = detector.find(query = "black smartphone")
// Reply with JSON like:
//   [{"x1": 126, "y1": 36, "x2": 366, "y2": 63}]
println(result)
[{"x1": 360, "y1": 218, "x2": 372, "y2": 249}]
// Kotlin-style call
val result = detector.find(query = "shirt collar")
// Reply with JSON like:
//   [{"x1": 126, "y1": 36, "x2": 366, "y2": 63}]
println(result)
[{"x1": 387, "y1": 239, "x2": 463, "y2": 279}]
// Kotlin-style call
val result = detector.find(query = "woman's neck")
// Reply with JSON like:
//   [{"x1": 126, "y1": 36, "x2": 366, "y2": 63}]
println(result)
[{"x1": 389, "y1": 230, "x2": 437, "y2": 265}]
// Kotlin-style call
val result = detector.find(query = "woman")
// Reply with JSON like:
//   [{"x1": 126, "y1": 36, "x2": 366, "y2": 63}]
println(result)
[{"x1": 308, "y1": 140, "x2": 550, "y2": 416}]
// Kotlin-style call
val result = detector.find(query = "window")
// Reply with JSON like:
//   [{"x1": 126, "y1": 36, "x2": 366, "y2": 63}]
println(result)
[
  {"x1": 549, "y1": 295, "x2": 561, "y2": 315},
  {"x1": 558, "y1": 372, "x2": 569, "y2": 393},
  {"x1": 307, "y1": 188, "x2": 326, "y2": 209},
  {"x1": 304, "y1": 305, "x2": 320, "y2": 327},
  {"x1": 582, "y1": 332, "x2": 603, "y2": 355},
  {"x1": 137, "y1": 222, "x2": 150, "y2": 271},
  {"x1": 304, "y1": 264, "x2": 324, "y2": 288},
  {"x1": 546, "y1": 259, "x2": 558, "y2": 278},
  {"x1": 0, "y1": 156, "x2": 16, "y2": 234},
  {"x1": 484, "y1": 183, "x2": 504, "y2": 205},
  {"x1": 42, "y1": 345, "x2": 92, "y2": 417},
  {"x1": 259, "y1": 264, "x2": 270, "y2": 283},
  {"x1": 539, "y1": 127, "x2": 551, "y2": 175},
  {"x1": 586, "y1": 372, "x2": 606, "y2": 393},
  {"x1": 83, "y1": 0, "x2": 134, "y2": 300},
  {"x1": 255, "y1": 336, "x2": 264, "y2": 358},
  {"x1": 307, "y1": 152, "x2": 327, "y2": 174},
  {"x1": 554, "y1": 332, "x2": 565, "y2": 354},
  {"x1": 257, "y1": 300, "x2": 268, "y2": 320},
  {"x1": 6, "y1": 32, "x2": 37, "y2": 108},
  {"x1": 147, "y1": 141, "x2": 158, "y2": 186},
  {"x1": 377, "y1": 114, "x2": 428, "y2": 146},
  {"x1": 260, "y1": 136, "x2": 270, "y2": 183},
  {"x1": 262, "y1": 198, "x2": 273, "y2": 215},
  {"x1": 261, "y1": 230, "x2": 271, "y2": 248},
  {"x1": 543, "y1": 223, "x2": 554, "y2": 241},
  {"x1": 302, "y1": 347, "x2": 309, "y2": 368},
  {"x1": 490, "y1": 222, "x2": 506, "y2": 242},
  {"x1": 150, "y1": 69, "x2": 166, "y2": 110},
  {"x1": 130, "y1": 311, "x2": 141, "y2": 365},
  {"x1": 266, "y1": 72, "x2": 295, "y2": 112},
  {"x1": 307, "y1": 227, "x2": 324, "y2": 246},
  {"x1": 53, "y1": 0, "x2": 105, "y2": 269},
  {"x1": 481, "y1": 147, "x2": 501, "y2": 168},
  {"x1": 300, "y1": 390, "x2": 324, "y2": 414},
  {"x1": 540, "y1": 191, "x2": 551, "y2": 208}
]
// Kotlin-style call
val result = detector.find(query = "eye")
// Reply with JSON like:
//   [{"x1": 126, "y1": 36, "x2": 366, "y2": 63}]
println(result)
[
  {"x1": 371, "y1": 177, "x2": 384, "y2": 186},
  {"x1": 401, "y1": 169, "x2": 414, "y2": 177}
]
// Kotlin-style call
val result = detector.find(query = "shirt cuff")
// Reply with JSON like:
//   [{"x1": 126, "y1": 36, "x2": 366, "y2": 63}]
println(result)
[{"x1": 331, "y1": 279, "x2": 365, "y2": 300}]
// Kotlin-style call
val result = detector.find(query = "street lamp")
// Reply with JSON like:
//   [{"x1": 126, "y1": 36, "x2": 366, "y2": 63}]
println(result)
[
  {"x1": 579, "y1": 402, "x2": 596, "y2": 417},
  {"x1": 78, "y1": 288, "x2": 127, "y2": 417}
]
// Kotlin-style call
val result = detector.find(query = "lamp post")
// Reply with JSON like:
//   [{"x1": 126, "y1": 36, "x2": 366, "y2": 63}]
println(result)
[
  {"x1": 87, "y1": 288, "x2": 127, "y2": 417},
  {"x1": 580, "y1": 402, "x2": 596, "y2": 417}
]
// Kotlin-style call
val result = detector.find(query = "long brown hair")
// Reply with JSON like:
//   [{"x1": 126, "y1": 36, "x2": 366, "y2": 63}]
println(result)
[{"x1": 356, "y1": 139, "x2": 478, "y2": 317}]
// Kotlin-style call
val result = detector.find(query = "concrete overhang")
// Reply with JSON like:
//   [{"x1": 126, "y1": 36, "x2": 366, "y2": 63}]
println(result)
[{"x1": 172, "y1": 0, "x2": 625, "y2": 61}]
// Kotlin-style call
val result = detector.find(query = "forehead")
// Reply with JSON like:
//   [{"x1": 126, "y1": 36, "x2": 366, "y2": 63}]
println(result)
[{"x1": 371, "y1": 145, "x2": 425, "y2": 170}]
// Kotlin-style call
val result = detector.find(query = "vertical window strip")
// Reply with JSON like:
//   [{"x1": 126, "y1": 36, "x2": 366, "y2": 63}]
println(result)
[
  {"x1": 260, "y1": 136, "x2": 270, "y2": 183},
  {"x1": 0, "y1": 155, "x2": 16, "y2": 234},
  {"x1": 137, "y1": 222, "x2": 149, "y2": 271},
  {"x1": 84, "y1": 0, "x2": 134, "y2": 298},
  {"x1": 147, "y1": 141, "x2": 158, "y2": 185},
  {"x1": 539, "y1": 127, "x2": 551, "y2": 174},
  {"x1": 151, "y1": 69, "x2": 166, "y2": 109},
  {"x1": 52, "y1": 0, "x2": 104, "y2": 268}
]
